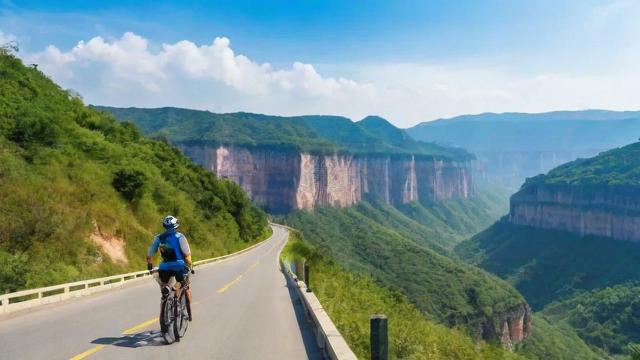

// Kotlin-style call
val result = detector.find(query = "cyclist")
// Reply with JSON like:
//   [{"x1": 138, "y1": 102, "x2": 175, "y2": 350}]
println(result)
[{"x1": 147, "y1": 215, "x2": 193, "y2": 321}]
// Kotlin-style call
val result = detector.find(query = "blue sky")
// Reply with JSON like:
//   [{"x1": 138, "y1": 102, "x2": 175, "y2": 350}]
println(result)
[{"x1": 1, "y1": 0, "x2": 639, "y2": 126}]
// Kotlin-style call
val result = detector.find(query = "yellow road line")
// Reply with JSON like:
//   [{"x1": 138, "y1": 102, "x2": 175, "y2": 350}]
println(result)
[
  {"x1": 217, "y1": 275, "x2": 243, "y2": 293},
  {"x1": 68, "y1": 345, "x2": 106, "y2": 360},
  {"x1": 122, "y1": 317, "x2": 158, "y2": 335},
  {"x1": 69, "y1": 255, "x2": 265, "y2": 359},
  {"x1": 217, "y1": 259, "x2": 261, "y2": 294},
  {"x1": 68, "y1": 318, "x2": 158, "y2": 359}
]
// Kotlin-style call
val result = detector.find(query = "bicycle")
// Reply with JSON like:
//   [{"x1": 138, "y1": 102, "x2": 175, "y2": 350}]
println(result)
[{"x1": 151, "y1": 268, "x2": 191, "y2": 344}]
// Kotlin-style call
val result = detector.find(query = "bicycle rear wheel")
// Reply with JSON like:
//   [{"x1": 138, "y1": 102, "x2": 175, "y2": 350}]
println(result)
[
  {"x1": 161, "y1": 296, "x2": 177, "y2": 344},
  {"x1": 173, "y1": 292, "x2": 189, "y2": 341}
]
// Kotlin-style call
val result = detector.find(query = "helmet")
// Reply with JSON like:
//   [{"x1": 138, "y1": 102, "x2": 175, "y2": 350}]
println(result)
[{"x1": 162, "y1": 215, "x2": 180, "y2": 230}]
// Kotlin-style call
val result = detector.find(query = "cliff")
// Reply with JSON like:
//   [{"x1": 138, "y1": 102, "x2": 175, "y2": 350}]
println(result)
[
  {"x1": 506, "y1": 142, "x2": 640, "y2": 241},
  {"x1": 509, "y1": 184, "x2": 640, "y2": 241},
  {"x1": 407, "y1": 110, "x2": 640, "y2": 190},
  {"x1": 181, "y1": 145, "x2": 473, "y2": 213},
  {"x1": 494, "y1": 304, "x2": 532, "y2": 350}
]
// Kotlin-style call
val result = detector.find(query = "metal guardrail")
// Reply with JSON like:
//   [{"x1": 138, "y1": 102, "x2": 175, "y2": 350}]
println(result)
[
  {"x1": 281, "y1": 260, "x2": 358, "y2": 360},
  {"x1": 0, "y1": 236, "x2": 270, "y2": 316}
]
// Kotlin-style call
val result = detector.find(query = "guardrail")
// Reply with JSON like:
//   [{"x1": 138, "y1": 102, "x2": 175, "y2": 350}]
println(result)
[
  {"x1": 0, "y1": 235, "x2": 270, "y2": 316},
  {"x1": 281, "y1": 260, "x2": 358, "y2": 360}
]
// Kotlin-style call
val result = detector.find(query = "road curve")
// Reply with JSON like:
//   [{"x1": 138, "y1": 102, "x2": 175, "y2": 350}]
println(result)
[{"x1": 0, "y1": 225, "x2": 322, "y2": 360}]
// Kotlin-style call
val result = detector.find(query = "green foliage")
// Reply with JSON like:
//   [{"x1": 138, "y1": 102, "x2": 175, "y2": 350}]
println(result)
[
  {"x1": 541, "y1": 285, "x2": 640, "y2": 355},
  {"x1": 112, "y1": 168, "x2": 147, "y2": 202},
  {"x1": 516, "y1": 315, "x2": 606, "y2": 360},
  {"x1": 457, "y1": 223, "x2": 640, "y2": 310},
  {"x1": 281, "y1": 232, "x2": 523, "y2": 360},
  {"x1": 628, "y1": 343, "x2": 640, "y2": 360},
  {"x1": 0, "y1": 52, "x2": 268, "y2": 292},
  {"x1": 284, "y1": 199, "x2": 526, "y2": 340},
  {"x1": 94, "y1": 106, "x2": 472, "y2": 160},
  {"x1": 522, "y1": 142, "x2": 640, "y2": 186}
]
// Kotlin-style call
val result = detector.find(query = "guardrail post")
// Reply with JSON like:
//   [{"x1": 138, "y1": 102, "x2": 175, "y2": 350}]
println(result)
[
  {"x1": 371, "y1": 314, "x2": 388, "y2": 360},
  {"x1": 295, "y1": 259, "x2": 304, "y2": 279},
  {"x1": 304, "y1": 262, "x2": 311, "y2": 292}
]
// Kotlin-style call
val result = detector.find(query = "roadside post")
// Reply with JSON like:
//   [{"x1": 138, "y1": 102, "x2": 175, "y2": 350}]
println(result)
[
  {"x1": 304, "y1": 262, "x2": 311, "y2": 292},
  {"x1": 371, "y1": 314, "x2": 388, "y2": 360}
]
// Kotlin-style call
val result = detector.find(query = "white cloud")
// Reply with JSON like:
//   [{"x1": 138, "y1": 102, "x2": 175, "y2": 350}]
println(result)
[
  {"x1": 15, "y1": 31, "x2": 640, "y2": 127},
  {"x1": 0, "y1": 30, "x2": 16, "y2": 46},
  {"x1": 27, "y1": 32, "x2": 369, "y2": 100}
]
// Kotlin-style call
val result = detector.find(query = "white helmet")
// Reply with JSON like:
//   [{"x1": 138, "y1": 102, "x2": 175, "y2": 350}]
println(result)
[{"x1": 162, "y1": 215, "x2": 179, "y2": 230}]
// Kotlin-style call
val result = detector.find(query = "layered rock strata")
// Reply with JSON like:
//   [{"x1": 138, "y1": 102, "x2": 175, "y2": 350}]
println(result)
[
  {"x1": 509, "y1": 184, "x2": 640, "y2": 242},
  {"x1": 181, "y1": 145, "x2": 473, "y2": 213}
]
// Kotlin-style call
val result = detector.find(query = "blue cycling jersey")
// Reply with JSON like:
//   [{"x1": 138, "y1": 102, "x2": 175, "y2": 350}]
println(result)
[{"x1": 148, "y1": 230, "x2": 189, "y2": 272}]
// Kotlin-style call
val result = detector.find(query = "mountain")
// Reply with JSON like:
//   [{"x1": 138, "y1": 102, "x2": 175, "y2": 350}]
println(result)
[
  {"x1": 96, "y1": 106, "x2": 474, "y2": 213},
  {"x1": 407, "y1": 110, "x2": 640, "y2": 190},
  {"x1": 457, "y1": 142, "x2": 640, "y2": 356},
  {"x1": 283, "y1": 200, "x2": 604, "y2": 359},
  {"x1": 95, "y1": 106, "x2": 471, "y2": 159},
  {"x1": 0, "y1": 52, "x2": 268, "y2": 293},
  {"x1": 284, "y1": 200, "x2": 531, "y2": 345}
]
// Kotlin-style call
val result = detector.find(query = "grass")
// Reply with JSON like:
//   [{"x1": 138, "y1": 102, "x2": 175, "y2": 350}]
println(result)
[
  {"x1": 0, "y1": 52, "x2": 269, "y2": 292},
  {"x1": 281, "y1": 231, "x2": 523, "y2": 360}
]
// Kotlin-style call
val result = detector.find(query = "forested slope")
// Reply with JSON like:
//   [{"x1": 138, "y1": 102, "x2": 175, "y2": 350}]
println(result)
[{"x1": 0, "y1": 52, "x2": 268, "y2": 292}]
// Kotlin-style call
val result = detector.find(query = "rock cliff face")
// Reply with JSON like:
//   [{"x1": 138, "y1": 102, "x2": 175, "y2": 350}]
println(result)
[
  {"x1": 494, "y1": 304, "x2": 532, "y2": 350},
  {"x1": 509, "y1": 184, "x2": 640, "y2": 242},
  {"x1": 181, "y1": 145, "x2": 473, "y2": 213}
]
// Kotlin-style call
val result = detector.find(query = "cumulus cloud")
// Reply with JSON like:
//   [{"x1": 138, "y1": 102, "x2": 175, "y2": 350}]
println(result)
[
  {"x1": 0, "y1": 30, "x2": 16, "y2": 46},
  {"x1": 15, "y1": 30, "x2": 640, "y2": 127},
  {"x1": 27, "y1": 32, "x2": 369, "y2": 100}
]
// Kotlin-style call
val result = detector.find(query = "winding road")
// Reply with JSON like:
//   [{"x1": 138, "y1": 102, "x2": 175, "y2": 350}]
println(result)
[{"x1": 0, "y1": 226, "x2": 322, "y2": 360}]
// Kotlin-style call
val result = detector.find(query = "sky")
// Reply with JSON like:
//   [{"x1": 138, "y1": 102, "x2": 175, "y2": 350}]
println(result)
[{"x1": 1, "y1": 0, "x2": 639, "y2": 127}]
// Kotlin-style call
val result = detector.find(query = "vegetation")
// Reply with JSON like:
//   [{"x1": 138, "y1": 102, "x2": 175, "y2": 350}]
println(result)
[
  {"x1": 516, "y1": 315, "x2": 606, "y2": 360},
  {"x1": 282, "y1": 230, "x2": 602, "y2": 359},
  {"x1": 0, "y1": 53, "x2": 269, "y2": 292},
  {"x1": 542, "y1": 285, "x2": 640, "y2": 355},
  {"x1": 524, "y1": 142, "x2": 640, "y2": 186},
  {"x1": 457, "y1": 222, "x2": 640, "y2": 310},
  {"x1": 283, "y1": 199, "x2": 527, "y2": 338},
  {"x1": 94, "y1": 106, "x2": 472, "y2": 160},
  {"x1": 281, "y1": 231, "x2": 523, "y2": 360}
]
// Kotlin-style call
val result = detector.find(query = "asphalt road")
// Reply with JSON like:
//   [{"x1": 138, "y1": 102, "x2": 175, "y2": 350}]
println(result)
[{"x1": 0, "y1": 225, "x2": 322, "y2": 360}]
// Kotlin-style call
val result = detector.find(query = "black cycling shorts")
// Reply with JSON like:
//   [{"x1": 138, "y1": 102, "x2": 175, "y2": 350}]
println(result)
[{"x1": 158, "y1": 269, "x2": 189, "y2": 285}]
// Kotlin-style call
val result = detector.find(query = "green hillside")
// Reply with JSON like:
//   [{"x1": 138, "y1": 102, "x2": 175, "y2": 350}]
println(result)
[
  {"x1": 282, "y1": 225, "x2": 602, "y2": 360},
  {"x1": 94, "y1": 106, "x2": 471, "y2": 160},
  {"x1": 0, "y1": 52, "x2": 268, "y2": 292},
  {"x1": 281, "y1": 232, "x2": 523, "y2": 360},
  {"x1": 526, "y1": 141, "x2": 640, "y2": 185},
  {"x1": 542, "y1": 285, "x2": 640, "y2": 355},
  {"x1": 283, "y1": 199, "x2": 527, "y2": 338},
  {"x1": 457, "y1": 223, "x2": 640, "y2": 310}
]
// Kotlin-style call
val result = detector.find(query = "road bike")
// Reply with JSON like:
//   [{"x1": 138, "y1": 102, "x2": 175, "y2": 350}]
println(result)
[{"x1": 151, "y1": 268, "x2": 191, "y2": 344}]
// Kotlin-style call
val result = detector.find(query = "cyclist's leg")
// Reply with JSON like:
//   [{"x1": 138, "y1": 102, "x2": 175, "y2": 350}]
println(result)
[{"x1": 174, "y1": 271, "x2": 192, "y2": 321}]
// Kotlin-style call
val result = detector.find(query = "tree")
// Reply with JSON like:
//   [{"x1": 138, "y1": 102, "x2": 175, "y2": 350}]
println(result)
[
  {"x1": 628, "y1": 343, "x2": 640, "y2": 360},
  {"x1": 112, "y1": 169, "x2": 147, "y2": 202}
]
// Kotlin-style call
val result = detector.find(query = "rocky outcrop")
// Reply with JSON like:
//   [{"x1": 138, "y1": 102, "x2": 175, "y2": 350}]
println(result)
[
  {"x1": 509, "y1": 184, "x2": 640, "y2": 242},
  {"x1": 181, "y1": 145, "x2": 473, "y2": 213},
  {"x1": 494, "y1": 304, "x2": 532, "y2": 350}
]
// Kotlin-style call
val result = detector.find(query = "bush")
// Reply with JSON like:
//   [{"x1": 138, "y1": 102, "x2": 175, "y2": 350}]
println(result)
[{"x1": 112, "y1": 169, "x2": 147, "y2": 202}]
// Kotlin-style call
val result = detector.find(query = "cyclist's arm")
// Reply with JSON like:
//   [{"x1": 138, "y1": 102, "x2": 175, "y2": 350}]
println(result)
[
  {"x1": 146, "y1": 236, "x2": 160, "y2": 266},
  {"x1": 179, "y1": 234, "x2": 192, "y2": 268}
]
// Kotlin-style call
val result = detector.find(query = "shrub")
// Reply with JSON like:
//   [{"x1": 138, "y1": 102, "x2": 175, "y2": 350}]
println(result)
[{"x1": 112, "y1": 169, "x2": 147, "y2": 202}]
